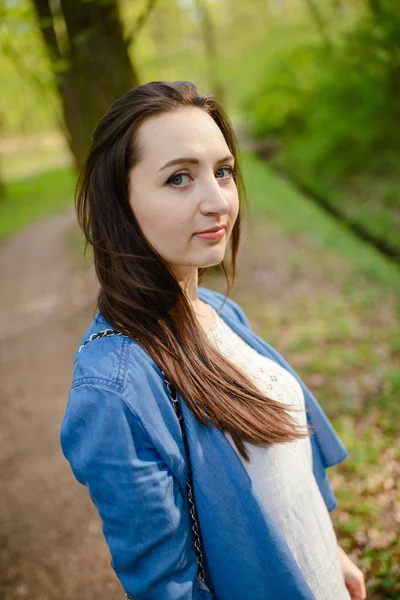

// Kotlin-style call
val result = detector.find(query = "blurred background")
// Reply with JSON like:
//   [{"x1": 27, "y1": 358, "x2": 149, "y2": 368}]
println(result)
[{"x1": 0, "y1": 0, "x2": 399, "y2": 598}]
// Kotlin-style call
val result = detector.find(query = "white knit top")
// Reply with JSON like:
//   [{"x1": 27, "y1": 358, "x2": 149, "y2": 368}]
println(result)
[{"x1": 206, "y1": 307, "x2": 350, "y2": 600}]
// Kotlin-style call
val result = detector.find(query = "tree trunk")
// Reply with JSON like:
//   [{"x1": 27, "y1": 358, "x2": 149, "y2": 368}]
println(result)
[{"x1": 32, "y1": 0, "x2": 139, "y2": 168}]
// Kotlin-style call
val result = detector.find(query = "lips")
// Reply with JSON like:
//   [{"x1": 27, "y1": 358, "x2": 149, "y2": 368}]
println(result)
[
  {"x1": 197, "y1": 225, "x2": 226, "y2": 234},
  {"x1": 195, "y1": 226, "x2": 226, "y2": 241}
]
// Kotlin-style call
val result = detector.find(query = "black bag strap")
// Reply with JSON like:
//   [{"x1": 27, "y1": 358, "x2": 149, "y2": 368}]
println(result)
[{"x1": 78, "y1": 329, "x2": 215, "y2": 598}]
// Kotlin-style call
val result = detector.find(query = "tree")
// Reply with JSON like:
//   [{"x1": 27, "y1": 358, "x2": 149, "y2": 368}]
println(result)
[{"x1": 31, "y1": 0, "x2": 140, "y2": 167}]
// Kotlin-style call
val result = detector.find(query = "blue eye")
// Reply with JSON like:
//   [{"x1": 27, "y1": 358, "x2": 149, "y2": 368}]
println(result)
[
  {"x1": 166, "y1": 172, "x2": 192, "y2": 187},
  {"x1": 166, "y1": 165, "x2": 236, "y2": 188},
  {"x1": 216, "y1": 166, "x2": 235, "y2": 179}
]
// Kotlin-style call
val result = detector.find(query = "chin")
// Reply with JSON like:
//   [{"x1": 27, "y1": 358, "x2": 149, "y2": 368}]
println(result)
[
  {"x1": 170, "y1": 246, "x2": 227, "y2": 271},
  {"x1": 196, "y1": 250, "x2": 226, "y2": 269}
]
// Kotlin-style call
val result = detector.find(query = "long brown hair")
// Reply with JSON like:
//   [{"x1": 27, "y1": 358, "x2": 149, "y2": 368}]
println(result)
[{"x1": 76, "y1": 80, "x2": 312, "y2": 460}]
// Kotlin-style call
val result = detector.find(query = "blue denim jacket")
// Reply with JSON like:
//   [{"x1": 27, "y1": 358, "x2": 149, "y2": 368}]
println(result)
[{"x1": 61, "y1": 287, "x2": 348, "y2": 600}]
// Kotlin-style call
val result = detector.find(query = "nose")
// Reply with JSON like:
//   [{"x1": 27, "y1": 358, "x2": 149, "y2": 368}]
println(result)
[{"x1": 199, "y1": 176, "x2": 231, "y2": 216}]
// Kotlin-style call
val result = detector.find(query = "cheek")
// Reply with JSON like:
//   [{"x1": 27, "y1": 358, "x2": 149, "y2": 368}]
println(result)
[
  {"x1": 131, "y1": 193, "x2": 192, "y2": 253},
  {"x1": 228, "y1": 188, "x2": 240, "y2": 224},
  {"x1": 232, "y1": 192, "x2": 240, "y2": 216}
]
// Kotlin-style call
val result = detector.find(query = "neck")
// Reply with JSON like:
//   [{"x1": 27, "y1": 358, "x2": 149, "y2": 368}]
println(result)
[{"x1": 171, "y1": 266, "x2": 206, "y2": 315}]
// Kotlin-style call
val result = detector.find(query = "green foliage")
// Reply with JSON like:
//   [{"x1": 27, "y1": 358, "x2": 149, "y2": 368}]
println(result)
[
  {"x1": 0, "y1": 0, "x2": 60, "y2": 134},
  {"x1": 244, "y1": 40, "x2": 318, "y2": 137},
  {"x1": 247, "y1": 10, "x2": 400, "y2": 172},
  {"x1": 245, "y1": 4, "x2": 400, "y2": 256},
  {"x1": 288, "y1": 17, "x2": 400, "y2": 175}
]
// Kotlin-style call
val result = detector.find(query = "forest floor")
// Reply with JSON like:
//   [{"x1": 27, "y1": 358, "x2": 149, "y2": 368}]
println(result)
[{"x1": 0, "y1": 169, "x2": 399, "y2": 598}]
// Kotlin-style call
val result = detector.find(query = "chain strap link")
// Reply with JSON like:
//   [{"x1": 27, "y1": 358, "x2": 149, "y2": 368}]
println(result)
[
  {"x1": 161, "y1": 371, "x2": 209, "y2": 587},
  {"x1": 78, "y1": 328, "x2": 124, "y2": 353},
  {"x1": 79, "y1": 329, "x2": 215, "y2": 599}
]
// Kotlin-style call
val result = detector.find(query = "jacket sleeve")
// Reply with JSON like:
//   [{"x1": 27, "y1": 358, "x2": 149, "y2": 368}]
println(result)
[{"x1": 60, "y1": 382, "x2": 203, "y2": 600}]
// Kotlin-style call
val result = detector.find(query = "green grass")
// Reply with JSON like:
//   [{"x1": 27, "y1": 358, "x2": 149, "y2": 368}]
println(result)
[
  {"x1": 280, "y1": 144, "x2": 400, "y2": 260},
  {"x1": 0, "y1": 165, "x2": 75, "y2": 242}
]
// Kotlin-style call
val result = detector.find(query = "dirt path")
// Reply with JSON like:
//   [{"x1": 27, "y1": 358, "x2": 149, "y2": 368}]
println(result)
[{"x1": 0, "y1": 210, "x2": 122, "y2": 599}]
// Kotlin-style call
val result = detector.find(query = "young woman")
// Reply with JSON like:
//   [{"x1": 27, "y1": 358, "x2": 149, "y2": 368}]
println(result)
[{"x1": 61, "y1": 81, "x2": 366, "y2": 600}]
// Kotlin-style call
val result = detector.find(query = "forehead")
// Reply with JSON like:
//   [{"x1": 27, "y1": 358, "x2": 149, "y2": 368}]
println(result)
[{"x1": 136, "y1": 107, "x2": 230, "y2": 164}]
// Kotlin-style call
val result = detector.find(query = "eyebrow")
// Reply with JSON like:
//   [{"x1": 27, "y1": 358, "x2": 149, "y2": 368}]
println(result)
[{"x1": 158, "y1": 154, "x2": 235, "y2": 172}]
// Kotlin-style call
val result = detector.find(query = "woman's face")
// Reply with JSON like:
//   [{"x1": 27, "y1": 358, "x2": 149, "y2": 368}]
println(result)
[{"x1": 128, "y1": 107, "x2": 239, "y2": 280}]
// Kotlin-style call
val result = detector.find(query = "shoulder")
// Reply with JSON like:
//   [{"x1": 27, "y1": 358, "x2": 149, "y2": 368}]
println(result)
[
  {"x1": 67, "y1": 311, "x2": 180, "y2": 435},
  {"x1": 63, "y1": 319, "x2": 184, "y2": 480},
  {"x1": 71, "y1": 311, "x2": 159, "y2": 397},
  {"x1": 72, "y1": 290, "x2": 250, "y2": 387},
  {"x1": 67, "y1": 286, "x2": 249, "y2": 376}
]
